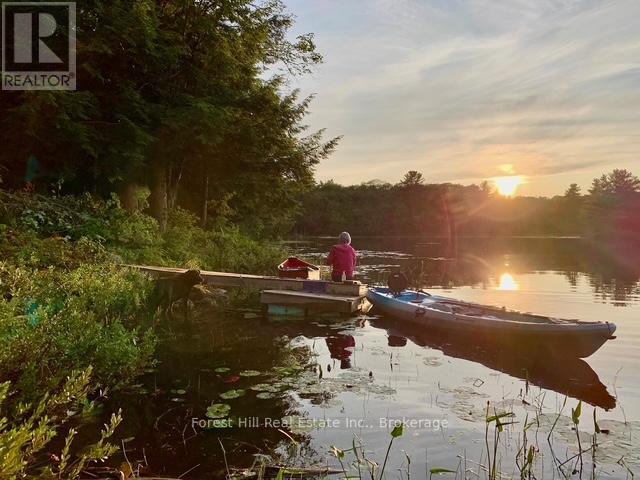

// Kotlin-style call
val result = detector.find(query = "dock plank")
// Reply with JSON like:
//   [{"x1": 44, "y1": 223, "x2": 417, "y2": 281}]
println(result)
[
  {"x1": 260, "y1": 289, "x2": 364, "y2": 314},
  {"x1": 128, "y1": 264, "x2": 367, "y2": 296}
]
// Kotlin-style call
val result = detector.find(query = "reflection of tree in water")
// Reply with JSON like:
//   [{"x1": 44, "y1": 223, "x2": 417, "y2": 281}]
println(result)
[
  {"x1": 398, "y1": 257, "x2": 490, "y2": 288},
  {"x1": 588, "y1": 275, "x2": 640, "y2": 306},
  {"x1": 584, "y1": 242, "x2": 640, "y2": 305},
  {"x1": 563, "y1": 270, "x2": 579, "y2": 288},
  {"x1": 404, "y1": 238, "x2": 640, "y2": 303}
]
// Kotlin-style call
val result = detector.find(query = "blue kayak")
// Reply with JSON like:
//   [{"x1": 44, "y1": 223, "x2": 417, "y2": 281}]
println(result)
[{"x1": 367, "y1": 287, "x2": 617, "y2": 358}]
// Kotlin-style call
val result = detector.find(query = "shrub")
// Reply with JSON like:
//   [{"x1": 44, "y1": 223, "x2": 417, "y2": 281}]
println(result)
[
  {"x1": 0, "y1": 189, "x2": 285, "y2": 274},
  {"x1": 0, "y1": 368, "x2": 122, "y2": 479},
  {"x1": 0, "y1": 261, "x2": 156, "y2": 402}
]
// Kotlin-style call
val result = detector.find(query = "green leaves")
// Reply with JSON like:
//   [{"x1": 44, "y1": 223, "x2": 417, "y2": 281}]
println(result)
[
  {"x1": 486, "y1": 411, "x2": 516, "y2": 432},
  {"x1": 429, "y1": 468, "x2": 456, "y2": 475},
  {"x1": 526, "y1": 445, "x2": 535, "y2": 466},
  {"x1": 571, "y1": 400, "x2": 582, "y2": 425},
  {"x1": 391, "y1": 423, "x2": 404, "y2": 438},
  {"x1": 0, "y1": 369, "x2": 121, "y2": 480},
  {"x1": 0, "y1": 248, "x2": 157, "y2": 404}
]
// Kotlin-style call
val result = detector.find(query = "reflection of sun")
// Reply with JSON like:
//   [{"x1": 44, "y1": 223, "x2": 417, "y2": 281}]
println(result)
[
  {"x1": 493, "y1": 176, "x2": 525, "y2": 196},
  {"x1": 498, "y1": 273, "x2": 519, "y2": 291}
]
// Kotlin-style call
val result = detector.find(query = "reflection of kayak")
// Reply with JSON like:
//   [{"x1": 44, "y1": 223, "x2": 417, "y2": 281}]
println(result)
[
  {"x1": 367, "y1": 288, "x2": 617, "y2": 358},
  {"x1": 369, "y1": 316, "x2": 617, "y2": 410}
]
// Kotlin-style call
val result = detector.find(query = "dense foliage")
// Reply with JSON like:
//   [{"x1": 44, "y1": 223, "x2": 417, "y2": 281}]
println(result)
[
  {"x1": 0, "y1": 0, "x2": 337, "y2": 236},
  {"x1": 0, "y1": 193, "x2": 150, "y2": 404},
  {"x1": 0, "y1": 187, "x2": 284, "y2": 399},
  {"x1": 0, "y1": 1, "x2": 327, "y2": 471},
  {"x1": 295, "y1": 169, "x2": 640, "y2": 243},
  {"x1": 0, "y1": 186, "x2": 286, "y2": 476}
]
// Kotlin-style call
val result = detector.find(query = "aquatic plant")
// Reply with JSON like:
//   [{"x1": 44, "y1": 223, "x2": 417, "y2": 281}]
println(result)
[
  {"x1": 206, "y1": 403, "x2": 231, "y2": 419},
  {"x1": 485, "y1": 406, "x2": 517, "y2": 480},
  {"x1": 220, "y1": 389, "x2": 246, "y2": 400}
]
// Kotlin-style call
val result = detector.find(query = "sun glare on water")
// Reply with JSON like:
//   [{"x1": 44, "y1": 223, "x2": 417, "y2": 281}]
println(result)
[
  {"x1": 493, "y1": 175, "x2": 525, "y2": 196},
  {"x1": 498, "y1": 273, "x2": 519, "y2": 291}
]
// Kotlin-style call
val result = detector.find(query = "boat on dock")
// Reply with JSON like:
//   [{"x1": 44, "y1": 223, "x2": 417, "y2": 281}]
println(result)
[
  {"x1": 367, "y1": 287, "x2": 617, "y2": 358},
  {"x1": 277, "y1": 256, "x2": 320, "y2": 280}
]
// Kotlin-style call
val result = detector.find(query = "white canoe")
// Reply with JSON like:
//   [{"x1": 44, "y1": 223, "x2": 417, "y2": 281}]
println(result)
[{"x1": 367, "y1": 288, "x2": 617, "y2": 358}]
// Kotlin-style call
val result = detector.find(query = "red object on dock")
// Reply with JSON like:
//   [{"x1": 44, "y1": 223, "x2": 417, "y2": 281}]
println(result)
[{"x1": 277, "y1": 256, "x2": 320, "y2": 280}]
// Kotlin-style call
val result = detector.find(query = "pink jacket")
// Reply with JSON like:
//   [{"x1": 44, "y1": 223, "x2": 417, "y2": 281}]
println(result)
[{"x1": 327, "y1": 244, "x2": 357, "y2": 275}]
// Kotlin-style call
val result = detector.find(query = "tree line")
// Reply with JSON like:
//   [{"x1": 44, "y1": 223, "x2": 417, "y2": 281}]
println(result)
[
  {"x1": 295, "y1": 169, "x2": 640, "y2": 243},
  {"x1": 0, "y1": 0, "x2": 338, "y2": 237},
  {"x1": 0, "y1": 1, "x2": 636, "y2": 244}
]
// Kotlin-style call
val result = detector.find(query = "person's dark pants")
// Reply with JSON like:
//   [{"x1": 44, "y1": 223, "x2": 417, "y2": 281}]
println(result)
[{"x1": 331, "y1": 272, "x2": 353, "y2": 282}]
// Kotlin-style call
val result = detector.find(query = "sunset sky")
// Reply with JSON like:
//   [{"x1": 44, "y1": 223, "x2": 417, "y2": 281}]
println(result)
[{"x1": 285, "y1": 0, "x2": 640, "y2": 196}]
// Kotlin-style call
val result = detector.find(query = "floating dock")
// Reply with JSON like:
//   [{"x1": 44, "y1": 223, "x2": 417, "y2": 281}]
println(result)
[
  {"x1": 261, "y1": 289, "x2": 370, "y2": 316},
  {"x1": 130, "y1": 265, "x2": 370, "y2": 316}
]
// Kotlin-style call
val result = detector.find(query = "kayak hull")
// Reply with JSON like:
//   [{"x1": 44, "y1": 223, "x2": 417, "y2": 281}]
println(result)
[{"x1": 367, "y1": 288, "x2": 616, "y2": 358}]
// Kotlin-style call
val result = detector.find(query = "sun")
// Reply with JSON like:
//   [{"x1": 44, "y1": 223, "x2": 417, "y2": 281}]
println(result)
[{"x1": 493, "y1": 176, "x2": 525, "y2": 196}]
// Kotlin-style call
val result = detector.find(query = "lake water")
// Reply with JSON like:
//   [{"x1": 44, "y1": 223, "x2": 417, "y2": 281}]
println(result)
[{"x1": 105, "y1": 237, "x2": 639, "y2": 479}]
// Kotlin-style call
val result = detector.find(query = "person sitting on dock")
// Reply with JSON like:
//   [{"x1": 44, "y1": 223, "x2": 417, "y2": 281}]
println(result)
[{"x1": 327, "y1": 232, "x2": 357, "y2": 282}]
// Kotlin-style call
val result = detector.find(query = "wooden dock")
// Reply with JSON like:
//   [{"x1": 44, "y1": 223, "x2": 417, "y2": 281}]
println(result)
[
  {"x1": 261, "y1": 290, "x2": 371, "y2": 316},
  {"x1": 130, "y1": 265, "x2": 370, "y2": 316}
]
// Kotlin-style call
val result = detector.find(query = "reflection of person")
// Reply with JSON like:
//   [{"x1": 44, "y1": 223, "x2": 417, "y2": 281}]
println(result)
[
  {"x1": 325, "y1": 334, "x2": 356, "y2": 369},
  {"x1": 326, "y1": 232, "x2": 357, "y2": 282}
]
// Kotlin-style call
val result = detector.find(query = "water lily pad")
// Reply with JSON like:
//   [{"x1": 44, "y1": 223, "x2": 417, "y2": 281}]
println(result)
[
  {"x1": 423, "y1": 356, "x2": 442, "y2": 367},
  {"x1": 270, "y1": 382, "x2": 291, "y2": 391},
  {"x1": 298, "y1": 382, "x2": 325, "y2": 395},
  {"x1": 214, "y1": 367, "x2": 231, "y2": 374},
  {"x1": 239, "y1": 370, "x2": 261, "y2": 377},
  {"x1": 206, "y1": 403, "x2": 231, "y2": 419},
  {"x1": 272, "y1": 365, "x2": 304, "y2": 376},
  {"x1": 279, "y1": 377, "x2": 298, "y2": 385},
  {"x1": 256, "y1": 392, "x2": 276, "y2": 399},
  {"x1": 250, "y1": 383, "x2": 278, "y2": 392},
  {"x1": 281, "y1": 415, "x2": 315, "y2": 435},
  {"x1": 171, "y1": 389, "x2": 186, "y2": 395},
  {"x1": 220, "y1": 389, "x2": 246, "y2": 400}
]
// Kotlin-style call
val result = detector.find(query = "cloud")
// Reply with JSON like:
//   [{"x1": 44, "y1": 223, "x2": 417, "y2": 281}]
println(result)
[{"x1": 285, "y1": 0, "x2": 640, "y2": 195}]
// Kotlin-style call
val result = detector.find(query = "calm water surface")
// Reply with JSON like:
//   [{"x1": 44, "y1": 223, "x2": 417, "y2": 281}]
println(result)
[{"x1": 104, "y1": 238, "x2": 639, "y2": 479}]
